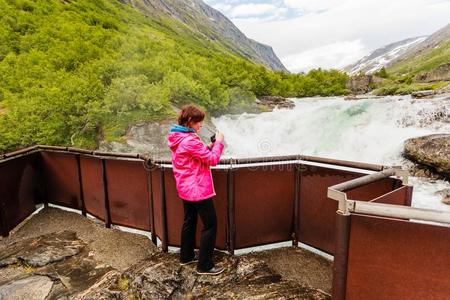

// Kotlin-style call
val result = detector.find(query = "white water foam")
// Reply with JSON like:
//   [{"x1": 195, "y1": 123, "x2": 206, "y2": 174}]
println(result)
[{"x1": 212, "y1": 95, "x2": 450, "y2": 212}]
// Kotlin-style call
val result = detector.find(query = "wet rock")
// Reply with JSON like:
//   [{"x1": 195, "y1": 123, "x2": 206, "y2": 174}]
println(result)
[
  {"x1": 99, "y1": 117, "x2": 217, "y2": 160},
  {"x1": 256, "y1": 96, "x2": 295, "y2": 110},
  {"x1": 0, "y1": 275, "x2": 53, "y2": 300},
  {"x1": 435, "y1": 188, "x2": 450, "y2": 205},
  {"x1": 403, "y1": 134, "x2": 450, "y2": 180},
  {"x1": 411, "y1": 90, "x2": 437, "y2": 99},
  {"x1": 344, "y1": 94, "x2": 359, "y2": 100},
  {"x1": 0, "y1": 230, "x2": 84, "y2": 268}
]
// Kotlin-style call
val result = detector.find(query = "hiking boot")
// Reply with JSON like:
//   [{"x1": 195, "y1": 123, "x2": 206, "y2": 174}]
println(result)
[
  {"x1": 180, "y1": 256, "x2": 198, "y2": 266},
  {"x1": 196, "y1": 266, "x2": 224, "y2": 275}
]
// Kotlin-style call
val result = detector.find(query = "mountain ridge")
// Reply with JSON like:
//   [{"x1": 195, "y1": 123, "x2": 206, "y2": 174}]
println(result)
[
  {"x1": 343, "y1": 36, "x2": 427, "y2": 75},
  {"x1": 344, "y1": 23, "x2": 450, "y2": 77},
  {"x1": 121, "y1": 0, "x2": 288, "y2": 72}
]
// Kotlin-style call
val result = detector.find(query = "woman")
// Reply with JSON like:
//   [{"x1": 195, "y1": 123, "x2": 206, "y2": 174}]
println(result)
[{"x1": 167, "y1": 104, "x2": 225, "y2": 275}]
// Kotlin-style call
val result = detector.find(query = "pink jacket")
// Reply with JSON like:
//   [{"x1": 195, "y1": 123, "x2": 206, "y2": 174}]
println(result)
[{"x1": 167, "y1": 131, "x2": 224, "y2": 201}]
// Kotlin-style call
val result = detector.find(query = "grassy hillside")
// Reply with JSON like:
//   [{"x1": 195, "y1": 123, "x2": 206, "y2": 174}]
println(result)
[
  {"x1": 388, "y1": 41, "x2": 450, "y2": 76},
  {"x1": 370, "y1": 39, "x2": 449, "y2": 95},
  {"x1": 0, "y1": 0, "x2": 349, "y2": 153}
]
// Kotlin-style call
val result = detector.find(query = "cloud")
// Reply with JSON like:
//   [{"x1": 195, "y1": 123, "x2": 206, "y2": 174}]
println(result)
[
  {"x1": 229, "y1": 0, "x2": 450, "y2": 71},
  {"x1": 209, "y1": 2, "x2": 288, "y2": 19},
  {"x1": 283, "y1": 0, "x2": 338, "y2": 13},
  {"x1": 230, "y1": 3, "x2": 277, "y2": 18},
  {"x1": 282, "y1": 40, "x2": 367, "y2": 72}
]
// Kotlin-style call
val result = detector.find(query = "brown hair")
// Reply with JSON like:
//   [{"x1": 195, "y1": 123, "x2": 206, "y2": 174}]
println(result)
[{"x1": 177, "y1": 104, "x2": 206, "y2": 127}]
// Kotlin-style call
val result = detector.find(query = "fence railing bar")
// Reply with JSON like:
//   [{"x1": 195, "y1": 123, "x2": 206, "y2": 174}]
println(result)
[
  {"x1": 101, "y1": 159, "x2": 111, "y2": 228},
  {"x1": 300, "y1": 155, "x2": 384, "y2": 172},
  {"x1": 75, "y1": 154, "x2": 87, "y2": 216},
  {"x1": 330, "y1": 168, "x2": 397, "y2": 193},
  {"x1": 67, "y1": 147, "x2": 94, "y2": 155},
  {"x1": 349, "y1": 200, "x2": 450, "y2": 225},
  {"x1": 3, "y1": 145, "x2": 40, "y2": 158},
  {"x1": 160, "y1": 166, "x2": 169, "y2": 252},
  {"x1": 37, "y1": 145, "x2": 68, "y2": 151},
  {"x1": 93, "y1": 150, "x2": 140, "y2": 159}
]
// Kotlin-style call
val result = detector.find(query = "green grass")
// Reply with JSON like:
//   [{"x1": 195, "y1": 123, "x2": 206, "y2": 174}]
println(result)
[{"x1": 372, "y1": 81, "x2": 449, "y2": 96}]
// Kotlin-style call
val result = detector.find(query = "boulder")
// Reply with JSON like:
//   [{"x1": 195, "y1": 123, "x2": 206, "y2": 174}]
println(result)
[
  {"x1": 0, "y1": 275, "x2": 53, "y2": 300},
  {"x1": 403, "y1": 134, "x2": 450, "y2": 180},
  {"x1": 0, "y1": 230, "x2": 84, "y2": 268},
  {"x1": 0, "y1": 231, "x2": 113, "y2": 298},
  {"x1": 411, "y1": 90, "x2": 437, "y2": 99},
  {"x1": 345, "y1": 75, "x2": 380, "y2": 94},
  {"x1": 435, "y1": 188, "x2": 450, "y2": 205},
  {"x1": 256, "y1": 96, "x2": 295, "y2": 110}
]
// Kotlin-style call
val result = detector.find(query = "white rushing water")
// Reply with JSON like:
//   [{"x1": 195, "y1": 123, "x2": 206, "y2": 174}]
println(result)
[{"x1": 212, "y1": 95, "x2": 450, "y2": 212}]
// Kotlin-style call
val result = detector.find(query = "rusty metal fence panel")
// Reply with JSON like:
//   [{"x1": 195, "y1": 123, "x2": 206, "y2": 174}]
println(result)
[
  {"x1": 156, "y1": 167, "x2": 229, "y2": 250},
  {"x1": 0, "y1": 152, "x2": 41, "y2": 236},
  {"x1": 370, "y1": 185, "x2": 413, "y2": 206},
  {"x1": 40, "y1": 151, "x2": 81, "y2": 209},
  {"x1": 233, "y1": 164, "x2": 296, "y2": 249},
  {"x1": 105, "y1": 159, "x2": 151, "y2": 231},
  {"x1": 298, "y1": 164, "x2": 405, "y2": 255},
  {"x1": 79, "y1": 156, "x2": 106, "y2": 221},
  {"x1": 298, "y1": 165, "x2": 364, "y2": 254},
  {"x1": 345, "y1": 214, "x2": 450, "y2": 300}
]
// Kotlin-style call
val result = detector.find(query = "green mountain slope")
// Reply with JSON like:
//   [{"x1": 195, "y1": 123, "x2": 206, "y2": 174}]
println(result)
[
  {"x1": 388, "y1": 41, "x2": 450, "y2": 77},
  {"x1": 387, "y1": 23, "x2": 450, "y2": 77},
  {"x1": 0, "y1": 0, "x2": 348, "y2": 153}
]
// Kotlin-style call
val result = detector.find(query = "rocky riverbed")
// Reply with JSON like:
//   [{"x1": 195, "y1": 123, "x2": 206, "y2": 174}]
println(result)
[{"x1": 0, "y1": 208, "x2": 332, "y2": 299}]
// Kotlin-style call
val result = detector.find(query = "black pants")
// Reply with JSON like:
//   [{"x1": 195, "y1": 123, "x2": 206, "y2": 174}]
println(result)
[{"x1": 180, "y1": 197, "x2": 217, "y2": 271}]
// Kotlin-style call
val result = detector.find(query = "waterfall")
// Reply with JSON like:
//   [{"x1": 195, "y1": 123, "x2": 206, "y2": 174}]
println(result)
[{"x1": 212, "y1": 95, "x2": 450, "y2": 212}]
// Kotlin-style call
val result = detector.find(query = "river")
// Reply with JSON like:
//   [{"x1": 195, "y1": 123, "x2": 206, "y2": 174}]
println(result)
[{"x1": 212, "y1": 95, "x2": 450, "y2": 212}]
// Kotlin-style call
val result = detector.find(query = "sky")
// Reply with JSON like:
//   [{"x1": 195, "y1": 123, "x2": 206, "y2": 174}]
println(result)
[{"x1": 204, "y1": 0, "x2": 450, "y2": 73}]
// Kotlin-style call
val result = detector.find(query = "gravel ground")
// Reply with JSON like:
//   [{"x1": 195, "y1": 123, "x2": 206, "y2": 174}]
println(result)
[
  {"x1": 0, "y1": 207, "x2": 332, "y2": 293},
  {"x1": 246, "y1": 247, "x2": 332, "y2": 294},
  {"x1": 0, "y1": 207, "x2": 157, "y2": 271}
]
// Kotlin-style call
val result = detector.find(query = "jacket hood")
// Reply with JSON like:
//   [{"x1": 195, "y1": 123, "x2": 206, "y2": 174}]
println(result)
[
  {"x1": 170, "y1": 124, "x2": 195, "y2": 133},
  {"x1": 168, "y1": 124, "x2": 195, "y2": 152}
]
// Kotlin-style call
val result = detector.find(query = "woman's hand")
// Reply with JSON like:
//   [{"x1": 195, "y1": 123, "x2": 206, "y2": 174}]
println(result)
[{"x1": 216, "y1": 131, "x2": 224, "y2": 143}]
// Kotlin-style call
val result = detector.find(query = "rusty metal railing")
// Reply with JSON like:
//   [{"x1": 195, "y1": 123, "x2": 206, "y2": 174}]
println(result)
[
  {"x1": 1, "y1": 144, "x2": 427, "y2": 299},
  {"x1": 327, "y1": 168, "x2": 450, "y2": 300}
]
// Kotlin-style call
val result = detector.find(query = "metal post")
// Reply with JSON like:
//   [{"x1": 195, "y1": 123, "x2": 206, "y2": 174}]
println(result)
[
  {"x1": 227, "y1": 161, "x2": 235, "y2": 255},
  {"x1": 146, "y1": 167, "x2": 157, "y2": 245},
  {"x1": 101, "y1": 158, "x2": 111, "y2": 228},
  {"x1": 38, "y1": 152, "x2": 48, "y2": 208},
  {"x1": 332, "y1": 211, "x2": 352, "y2": 300},
  {"x1": 405, "y1": 185, "x2": 413, "y2": 207},
  {"x1": 292, "y1": 163, "x2": 300, "y2": 246},
  {"x1": 75, "y1": 154, "x2": 87, "y2": 216},
  {"x1": 160, "y1": 166, "x2": 168, "y2": 252},
  {"x1": 0, "y1": 201, "x2": 9, "y2": 237}
]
